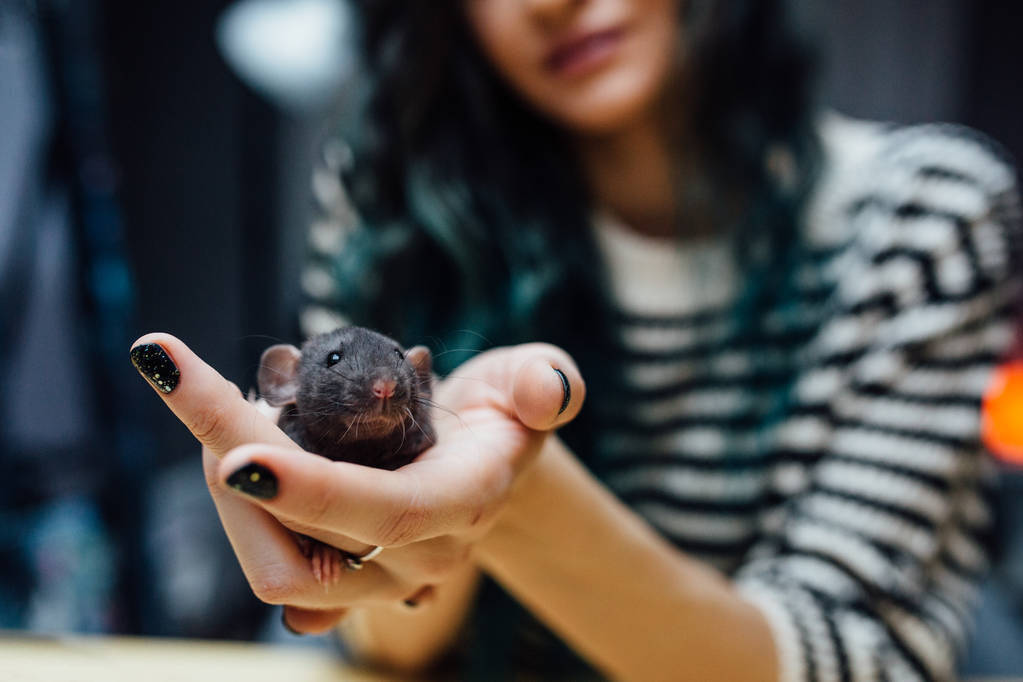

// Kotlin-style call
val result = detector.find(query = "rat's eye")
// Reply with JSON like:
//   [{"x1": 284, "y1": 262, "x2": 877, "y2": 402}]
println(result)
[
  {"x1": 394, "y1": 348, "x2": 404, "y2": 362},
  {"x1": 326, "y1": 351, "x2": 342, "y2": 367}
]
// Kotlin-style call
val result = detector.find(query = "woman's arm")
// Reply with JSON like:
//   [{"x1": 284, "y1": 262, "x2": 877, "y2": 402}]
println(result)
[{"x1": 477, "y1": 435, "x2": 779, "y2": 682}]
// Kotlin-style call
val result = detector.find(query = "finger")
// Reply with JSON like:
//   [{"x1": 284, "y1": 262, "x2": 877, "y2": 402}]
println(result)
[
  {"x1": 401, "y1": 584, "x2": 436, "y2": 609},
  {"x1": 207, "y1": 444, "x2": 372, "y2": 556},
  {"x1": 219, "y1": 444, "x2": 421, "y2": 546},
  {"x1": 507, "y1": 345, "x2": 585, "y2": 431},
  {"x1": 204, "y1": 449, "x2": 405, "y2": 609},
  {"x1": 130, "y1": 333, "x2": 295, "y2": 457},
  {"x1": 441, "y1": 343, "x2": 585, "y2": 431},
  {"x1": 219, "y1": 443, "x2": 487, "y2": 547},
  {"x1": 282, "y1": 606, "x2": 348, "y2": 635}
]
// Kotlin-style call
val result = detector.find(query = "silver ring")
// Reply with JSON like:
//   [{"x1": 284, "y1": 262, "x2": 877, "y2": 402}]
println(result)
[{"x1": 343, "y1": 545, "x2": 383, "y2": 571}]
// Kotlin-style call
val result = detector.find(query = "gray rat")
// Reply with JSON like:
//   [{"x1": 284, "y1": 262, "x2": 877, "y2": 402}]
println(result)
[
  {"x1": 256, "y1": 326, "x2": 436, "y2": 583},
  {"x1": 258, "y1": 326, "x2": 435, "y2": 470}
]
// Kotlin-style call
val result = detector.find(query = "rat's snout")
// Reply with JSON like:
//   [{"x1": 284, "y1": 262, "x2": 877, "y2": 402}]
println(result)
[{"x1": 372, "y1": 378, "x2": 397, "y2": 399}]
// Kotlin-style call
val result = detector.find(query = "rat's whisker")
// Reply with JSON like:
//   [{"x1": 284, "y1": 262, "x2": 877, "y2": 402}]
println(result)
[
  {"x1": 452, "y1": 329, "x2": 494, "y2": 346},
  {"x1": 327, "y1": 397, "x2": 360, "y2": 409},
  {"x1": 431, "y1": 347, "x2": 485, "y2": 360},
  {"x1": 413, "y1": 396, "x2": 459, "y2": 418},
  {"x1": 406, "y1": 406, "x2": 436, "y2": 445},
  {"x1": 256, "y1": 364, "x2": 292, "y2": 378},
  {"x1": 337, "y1": 414, "x2": 358, "y2": 443},
  {"x1": 392, "y1": 412, "x2": 408, "y2": 455},
  {"x1": 241, "y1": 334, "x2": 288, "y2": 344},
  {"x1": 432, "y1": 374, "x2": 503, "y2": 392},
  {"x1": 425, "y1": 335, "x2": 448, "y2": 355},
  {"x1": 296, "y1": 401, "x2": 357, "y2": 416},
  {"x1": 327, "y1": 366, "x2": 359, "y2": 382},
  {"x1": 414, "y1": 397, "x2": 470, "y2": 432}
]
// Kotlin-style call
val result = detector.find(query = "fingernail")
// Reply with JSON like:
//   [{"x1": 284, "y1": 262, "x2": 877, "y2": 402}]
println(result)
[
  {"x1": 281, "y1": 610, "x2": 304, "y2": 636},
  {"x1": 130, "y1": 343, "x2": 180, "y2": 394},
  {"x1": 552, "y1": 367, "x2": 570, "y2": 415},
  {"x1": 226, "y1": 462, "x2": 278, "y2": 499}
]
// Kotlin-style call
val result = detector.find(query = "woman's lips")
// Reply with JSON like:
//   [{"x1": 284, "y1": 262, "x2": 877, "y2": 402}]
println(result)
[{"x1": 544, "y1": 27, "x2": 626, "y2": 78}]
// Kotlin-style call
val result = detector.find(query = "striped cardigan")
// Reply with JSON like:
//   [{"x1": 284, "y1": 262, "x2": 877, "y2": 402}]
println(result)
[
  {"x1": 303, "y1": 113, "x2": 1021, "y2": 681},
  {"x1": 590, "y1": 114, "x2": 1020, "y2": 682}
]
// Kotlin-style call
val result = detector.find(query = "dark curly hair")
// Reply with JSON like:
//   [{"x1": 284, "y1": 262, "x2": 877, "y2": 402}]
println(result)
[{"x1": 322, "y1": 0, "x2": 820, "y2": 412}]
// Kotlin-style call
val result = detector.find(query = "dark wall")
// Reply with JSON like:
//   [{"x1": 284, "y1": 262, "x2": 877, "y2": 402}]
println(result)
[
  {"x1": 102, "y1": 0, "x2": 336, "y2": 467},
  {"x1": 807, "y1": 0, "x2": 972, "y2": 124},
  {"x1": 964, "y1": 2, "x2": 1023, "y2": 162},
  {"x1": 103, "y1": 0, "x2": 244, "y2": 464},
  {"x1": 804, "y1": 0, "x2": 1022, "y2": 163}
]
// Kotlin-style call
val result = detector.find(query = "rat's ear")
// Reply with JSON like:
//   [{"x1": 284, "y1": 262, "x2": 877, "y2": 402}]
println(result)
[
  {"x1": 258, "y1": 344, "x2": 302, "y2": 407},
  {"x1": 405, "y1": 345, "x2": 432, "y2": 379}
]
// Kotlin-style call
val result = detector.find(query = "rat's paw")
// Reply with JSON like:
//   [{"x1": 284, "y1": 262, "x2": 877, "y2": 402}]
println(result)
[{"x1": 309, "y1": 541, "x2": 345, "y2": 586}]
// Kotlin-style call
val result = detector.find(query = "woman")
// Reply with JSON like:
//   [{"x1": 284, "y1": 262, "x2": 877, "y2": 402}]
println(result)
[{"x1": 131, "y1": 0, "x2": 1020, "y2": 679}]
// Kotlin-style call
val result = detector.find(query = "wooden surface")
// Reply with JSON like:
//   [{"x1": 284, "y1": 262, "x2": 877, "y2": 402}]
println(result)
[
  {"x1": 2, "y1": 632, "x2": 1022, "y2": 681},
  {"x1": 0, "y1": 633, "x2": 401, "y2": 682}
]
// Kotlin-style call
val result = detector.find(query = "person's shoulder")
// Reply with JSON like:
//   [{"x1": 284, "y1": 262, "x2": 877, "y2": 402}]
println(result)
[
  {"x1": 806, "y1": 111, "x2": 1014, "y2": 223},
  {"x1": 803, "y1": 111, "x2": 1019, "y2": 248},
  {"x1": 815, "y1": 110, "x2": 1016, "y2": 186},
  {"x1": 802, "y1": 112, "x2": 1021, "y2": 346}
]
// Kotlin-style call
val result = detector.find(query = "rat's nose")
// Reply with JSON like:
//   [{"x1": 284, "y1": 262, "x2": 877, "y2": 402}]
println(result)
[{"x1": 372, "y1": 378, "x2": 397, "y2": 399}]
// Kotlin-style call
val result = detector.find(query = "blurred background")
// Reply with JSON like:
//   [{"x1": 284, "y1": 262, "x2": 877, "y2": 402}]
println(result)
[{"x1": 1, "y1": 0, "x2": 1021, "y2": 675}]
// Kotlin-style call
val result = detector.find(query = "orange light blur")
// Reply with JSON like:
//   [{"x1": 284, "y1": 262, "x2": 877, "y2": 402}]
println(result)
[{"x1": 982, "y1": 361, "x2": 1023, "y2": 465}]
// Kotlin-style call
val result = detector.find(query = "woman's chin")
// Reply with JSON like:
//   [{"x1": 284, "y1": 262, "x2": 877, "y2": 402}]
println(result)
[{"x1": 540, "y1": 66, "x2": 671, "y2": 137}]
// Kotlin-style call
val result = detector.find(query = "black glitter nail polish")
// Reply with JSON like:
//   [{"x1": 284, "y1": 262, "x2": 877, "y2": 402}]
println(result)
[
  {"x1": 553, "y1": 367, "x2": 570, "y2": 415},
  {"x1": 226, "y1": 462, "x2": 278, "y2": 500},
  {"x1": 130, "y1": 343, "x2": 180, "y2": 394}
]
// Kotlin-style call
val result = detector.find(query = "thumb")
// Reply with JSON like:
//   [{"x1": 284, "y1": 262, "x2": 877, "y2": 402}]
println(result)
[{"x1": 509, "y1": 345, "x2": 585, "y2": 431}]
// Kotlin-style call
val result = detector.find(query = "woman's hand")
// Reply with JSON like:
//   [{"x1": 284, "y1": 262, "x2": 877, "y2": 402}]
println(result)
[{"x1": 130, "y1": 333, "x2": 584, "y2": 635}]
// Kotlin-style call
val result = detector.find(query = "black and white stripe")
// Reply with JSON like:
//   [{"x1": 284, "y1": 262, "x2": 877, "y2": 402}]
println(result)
[{"x1": 593, "y1": 116, "x2": 1020, "y2": 682}]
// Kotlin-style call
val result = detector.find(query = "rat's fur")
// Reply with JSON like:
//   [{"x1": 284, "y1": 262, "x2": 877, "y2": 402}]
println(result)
[{"x1": 258, "y1": 326, "x2": 435, "y2": 470}]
